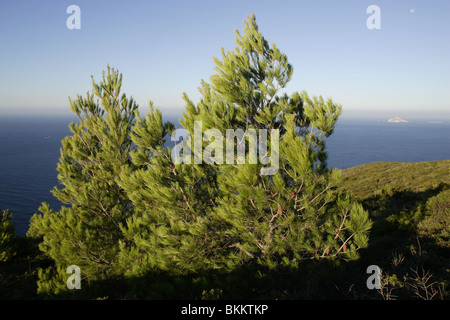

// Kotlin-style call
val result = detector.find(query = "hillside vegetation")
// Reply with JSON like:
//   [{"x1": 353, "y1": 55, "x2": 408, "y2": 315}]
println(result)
[
  {"x1": 1, "y1": 160, "x2": 448, "y2": 299},
  {"x1": 339, "y1": 160, "x2": 449, "y2": 200},
  {"x1": 337, "y1": 160, "x2": 449, "y2": 299}
]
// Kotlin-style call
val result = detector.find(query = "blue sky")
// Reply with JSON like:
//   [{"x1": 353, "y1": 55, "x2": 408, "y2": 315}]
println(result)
[{"x1": 0, "y1": 0, "x2": 449, "y2": 119}]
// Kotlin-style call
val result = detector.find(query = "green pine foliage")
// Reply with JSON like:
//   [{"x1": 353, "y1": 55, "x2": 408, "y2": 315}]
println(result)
[
  {"x1": 27, "y1": 66, "x2": 140, "y2": 294},
  {"x1": 0, "y1": 210, "x2": 16, "y2": 262}
]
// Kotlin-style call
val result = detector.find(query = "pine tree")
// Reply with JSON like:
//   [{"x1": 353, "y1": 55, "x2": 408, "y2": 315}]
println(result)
[
  {"x1": 27, "y1": 66, "x2": 139, "y2": 294},
  {"x1": 186, "y1": 13, "x2": 371, "y2": 270},
  {"x1": 117, "y1": 13, "x2": 372, "y2": 283}
]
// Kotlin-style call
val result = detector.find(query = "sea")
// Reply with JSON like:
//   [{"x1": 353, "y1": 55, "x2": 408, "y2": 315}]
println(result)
[{"x1": 1, "y1": 114, "x2": 449, "y2": 236}]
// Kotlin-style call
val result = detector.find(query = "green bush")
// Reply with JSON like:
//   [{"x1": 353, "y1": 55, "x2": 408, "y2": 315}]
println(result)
[
  {"x1": 0, "y1": 210, "x2": 16, "y2": 262},
  {"x1": 418, "y1": 189, "x2": 450, "y2": 247}
]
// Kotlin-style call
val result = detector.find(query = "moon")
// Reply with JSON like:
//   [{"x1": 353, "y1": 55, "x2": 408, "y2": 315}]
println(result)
[{"x1": 410, "y1": 9, "x2": 415, "y2": 14}]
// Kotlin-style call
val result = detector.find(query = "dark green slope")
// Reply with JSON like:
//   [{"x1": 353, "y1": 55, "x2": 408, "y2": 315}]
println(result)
[{"x1": 337, "y1": 160, "x2": 449, "y2": 299}]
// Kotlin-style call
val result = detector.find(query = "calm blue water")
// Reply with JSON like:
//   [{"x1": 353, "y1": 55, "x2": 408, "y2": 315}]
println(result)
[
  {"x1": 1, "y1": 115, "x2": 449, "y2": 236},
  {"x1": 327, "y1": 119, "x2": 450, "y2": 169}
]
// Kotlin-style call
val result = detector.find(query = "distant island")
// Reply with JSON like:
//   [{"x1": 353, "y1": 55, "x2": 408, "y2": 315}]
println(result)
[{"x1": 388, "y1": 116, "x2": 408, "y2": 123}]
